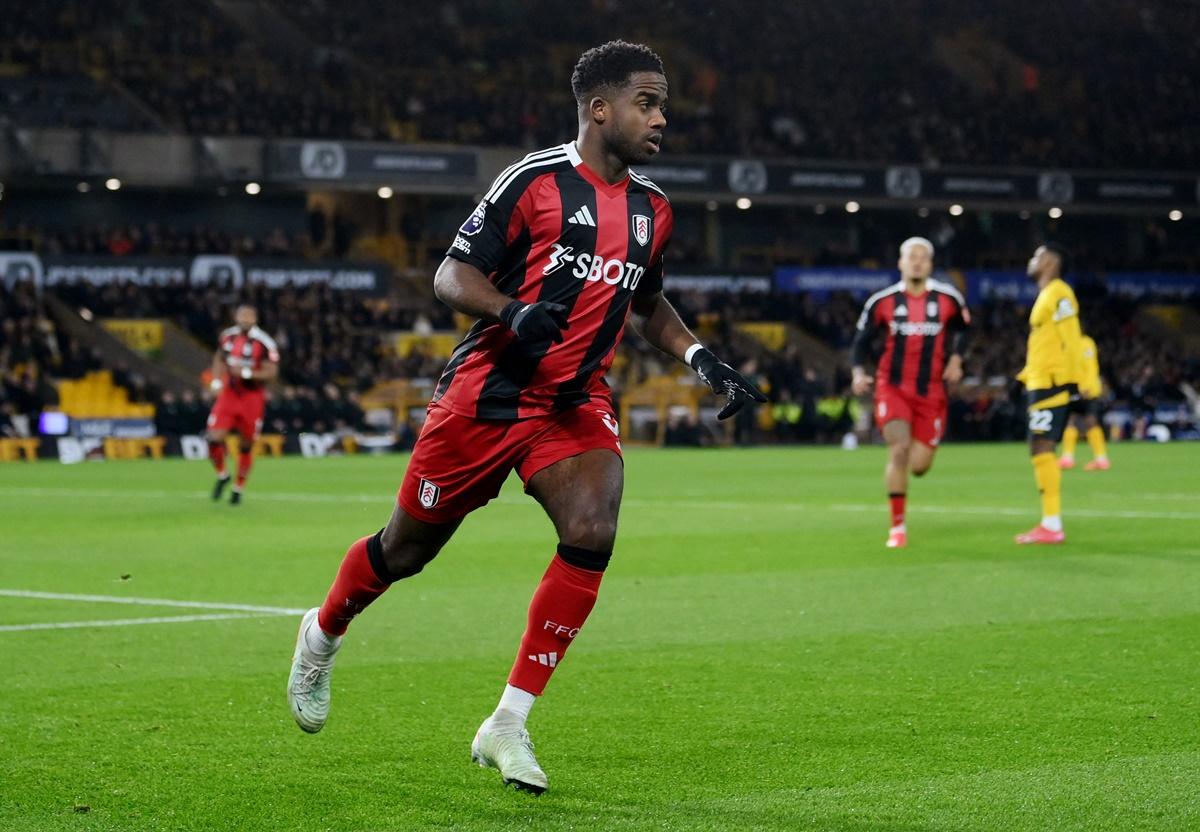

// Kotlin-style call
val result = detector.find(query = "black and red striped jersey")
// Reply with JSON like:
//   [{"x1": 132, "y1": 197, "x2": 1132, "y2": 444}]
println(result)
[
  {"x1": 851, "y1": 280, "x2": 970, "y2": 400},
  {"x1": 218, "y1": 325, "x2": 280, "y2": 393},
  {"x1": 435, "y1": 141, "x2": 674, "y2": 419}
]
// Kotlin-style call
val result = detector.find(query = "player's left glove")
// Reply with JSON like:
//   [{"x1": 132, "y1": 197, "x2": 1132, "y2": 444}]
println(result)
[{"x1": 688, "y1": 347, "x2": 768, "y2": 420}]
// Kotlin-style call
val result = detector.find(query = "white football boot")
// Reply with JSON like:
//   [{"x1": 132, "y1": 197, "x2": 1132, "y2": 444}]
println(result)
[
  {"x1": 470, "y1": 709, "x2": 548, "y2": 794},
  {"x1": 287, "y1": 607, "x2": 340, "y2": 733}
]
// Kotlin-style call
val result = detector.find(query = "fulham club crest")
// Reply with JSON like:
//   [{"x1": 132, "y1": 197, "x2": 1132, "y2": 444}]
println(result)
[
  {"x1": 418, "y1": 478, "x2": 441, "y2": 509},
  {"x1": 632, "y1": 214, "x2": 652, "y2": 246}
]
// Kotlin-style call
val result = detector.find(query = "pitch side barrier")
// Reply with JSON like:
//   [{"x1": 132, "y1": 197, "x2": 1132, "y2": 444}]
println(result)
[
  {"x1": 0, "y1": 253, "x2": 388, "y2": 294},
  {"x1": 2, "y1": 432, "x2": 402, "y2": 464},
  {"x1": 771, "y1": 267, "x2": 1200, "y2": 304}
]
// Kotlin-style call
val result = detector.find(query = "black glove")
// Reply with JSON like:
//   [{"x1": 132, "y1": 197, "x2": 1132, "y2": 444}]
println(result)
[
  {"x1": 689, "y1": 347, "x2": 768, "y2": 420},
  {"x1": 500, "y1": 300, "x2": 570, "y2": 343}
]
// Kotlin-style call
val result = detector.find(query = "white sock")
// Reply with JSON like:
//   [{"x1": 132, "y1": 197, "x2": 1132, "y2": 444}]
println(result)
[
  {"x1": 890, "y1": 523, "x2": 906, "y2": 533},
  {"x1": 495, "y1": 684, "x2": 536, "y2": 724},
  {"x1": 304, "y1": 618, "x2": 341, "y2": 656},
  {"x1": 1041, "y1": 515, "x2": 1063, "y2": 533}
]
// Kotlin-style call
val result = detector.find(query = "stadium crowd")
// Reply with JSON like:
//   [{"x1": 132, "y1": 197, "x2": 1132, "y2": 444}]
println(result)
[
  {"x1": 3, "y1": 270, "x2": 1197, "y2": 445},
  {"x1": 2, "y1": 1, "x2": 1196, "y2": 169}
]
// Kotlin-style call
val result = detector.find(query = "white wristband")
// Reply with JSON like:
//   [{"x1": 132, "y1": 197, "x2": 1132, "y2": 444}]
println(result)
[{"x1": 683, "y1": 343, "x2": 705, "y2": 366}]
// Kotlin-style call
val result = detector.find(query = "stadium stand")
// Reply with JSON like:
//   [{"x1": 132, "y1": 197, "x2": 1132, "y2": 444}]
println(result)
[{"x1": 2, "y1": 1, "x2": 1195, "y2": 167}]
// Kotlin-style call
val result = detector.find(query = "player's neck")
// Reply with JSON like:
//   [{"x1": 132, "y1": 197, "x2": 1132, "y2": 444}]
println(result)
[
  {"x1": 574, "y1": 134, "x2": 629, "y2": 185},
  {"x1": 1037, "y1": 273, "x2": 1057, "y2": 290},
  {"x1": 903, "y1": 277, "x2": 928, "y2": 296}
]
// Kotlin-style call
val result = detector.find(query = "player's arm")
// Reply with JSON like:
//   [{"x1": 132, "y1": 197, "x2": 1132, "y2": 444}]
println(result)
[
  {"x1": 435, "y1": 189, "x2": 568, "y2": 343},
  {"x1": 944, "y1": 302, "x2": 972, "y2": 384},
  {"x1": 246, "y1": 357, "x2": 279, "y2": 383},
  {"x1": 209, "y1": 349, "x2": 227, "y2": 394},
  {"x1": 849, "y1": 301, "x2": 879, "y2": 394},
  {"x1": 433, "y1": 257, "x2": 569, "y2": 343},
  {"x1": 630, "y1": 290, "x2": 766, "y2": 420}
]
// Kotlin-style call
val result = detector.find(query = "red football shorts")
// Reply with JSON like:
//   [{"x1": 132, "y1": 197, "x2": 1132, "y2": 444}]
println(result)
[
  {"x1": 874, "y1": 384, "x2": 947, "y2": 447},
  {"x1": 207, "y1": 389, "x2": 265, "y2": 440},
  {"x1": 398, "y1": 399, "x2": 623, "y2": 524}
]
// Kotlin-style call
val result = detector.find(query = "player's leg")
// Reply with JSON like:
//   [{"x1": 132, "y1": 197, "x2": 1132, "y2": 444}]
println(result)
[
  {"x1": 1060, "y1": 413, "x2": 1080, "y2": 469},
  {"x1": 204, "y1": 403, "x2": 232, "y2": 500},
  {"x1": 908, "y1": 397, "x2": 946, "y2": 479},
  {"x1": 288, "y1": 506, "x2": 460, "y2": 733},
  {"x1": 1017, "y1": 387, "x2": 1069, "y2": 544},
  {"x1": 882, "y1": 419, "x2": 912, "y2": 548},
  {"x1": 229, "y1": 408, "x2": 261, "y2": 504},
  {"x1": 875, "y1": 387, "x2": 913, "y2": 548},
  {"x1": 1082, "y1": 406, "x2": 1110, "y2": 470},
  {"x1": 909, "y1": 441, "x2": 937, "y2": 477},
  {"x1": 471, "y1": 447, "x2": 621, "y2": 794},
  {"x1": 289, "y1": 405, "x2": 512, "y2": 733}
]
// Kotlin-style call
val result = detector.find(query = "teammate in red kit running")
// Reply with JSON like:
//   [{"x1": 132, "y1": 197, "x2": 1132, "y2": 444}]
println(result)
[
  {"x1": 850, "y1": 238, "x2": 970, "y2": 548},
  {"x1": 206, "y1": 305, "x2": 279, "y2": 506},
  {"x1": 286, "y1": 41, "x2": 764, "y2": 794}
]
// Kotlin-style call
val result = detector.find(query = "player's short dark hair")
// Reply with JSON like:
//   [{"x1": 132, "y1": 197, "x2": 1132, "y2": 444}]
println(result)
[
  {"x1": 571, "y1": 40, "x2": 665, "y2": 104},
  {"x1": 1042, "y1": 242, "x2": 1071, "y2": 275}
]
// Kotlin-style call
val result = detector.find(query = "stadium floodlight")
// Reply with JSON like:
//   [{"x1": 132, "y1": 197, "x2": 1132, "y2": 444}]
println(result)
[
  {"x1": 845, "y1": 201, "x2": 860, "y2": 213},
  {"x1": 105, "y1": 178, "x2": 121, "y2": 191},
  {"x1": 77, "y1": 181, "x2": 91, "y2": 193},
  {"x1": 948, "y1": 204, "x2": 964, "y2": 216},
  {"x1": 245, "y1": 182, "x2": 262, "y2": 195},
  {"x1": 377, "y1": 186, "x2": 394, "y2": 199},
  {"x1": 1048, "y1": 206, "x2": 1063, "y2": 219},
  {"x1": 735, "y1": 197, "x2": 752, "y2": 210},
  {"x1": 1168, "y1": 210, "x2": 1183, "y2": 222}
]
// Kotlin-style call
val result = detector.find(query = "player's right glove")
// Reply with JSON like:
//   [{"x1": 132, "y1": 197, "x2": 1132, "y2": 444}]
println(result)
[
  {"x1": 689, "y1": 347, "x2": 768, "y2": 420},
  {"x1": 500, "y1": 300, "x2": 570, "y2": 343}
]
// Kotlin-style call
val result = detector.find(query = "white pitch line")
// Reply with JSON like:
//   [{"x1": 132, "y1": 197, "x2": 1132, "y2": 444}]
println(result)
[
  {"x1": 0, "y1": 613, "x2": 270, "y2": 633},
  {"x1": 831, "y1": 503, "x2": 1200, "y2": 521},
  {"x1": 0, "y1": 486, "x2": 1196, "y2": 522},
  {"x1": 0, "y1": 589, "x2": 306, "y2": 615}
]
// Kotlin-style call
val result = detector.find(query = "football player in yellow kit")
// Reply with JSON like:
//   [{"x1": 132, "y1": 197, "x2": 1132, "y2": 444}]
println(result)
[
  {"x1": 1059, "y1": 333, "x2": 1111, "y2": 471},
  {"x1": 1015, "y1": 243, "x2": 1083, "y2": 544}
]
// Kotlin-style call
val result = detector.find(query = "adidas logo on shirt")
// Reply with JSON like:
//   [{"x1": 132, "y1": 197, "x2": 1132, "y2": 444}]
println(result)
[
  {"x1": 528, "y1": 652, "x2": 559, "y2": 667},
  {"x1": 568, "y1": 206, "x2": 596, "y2": 227}
]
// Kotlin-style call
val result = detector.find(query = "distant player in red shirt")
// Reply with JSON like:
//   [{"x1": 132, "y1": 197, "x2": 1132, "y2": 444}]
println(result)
[
  {"x1": 205, "y1": 305, "x2": 279, "y2": 506},
  {"x1": 286, "y1": 41, "x2": 763, "y2": 794},
  {"x1": 850, "y1": 238, "x2": 970, "y2": 548}
]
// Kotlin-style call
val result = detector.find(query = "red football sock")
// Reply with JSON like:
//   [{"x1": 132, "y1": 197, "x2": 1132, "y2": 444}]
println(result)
[
  {"x1": 507, "y1": 554, "x2": 605, "y2": 696},
  {"x1": 208, "y1": 441, "x2": 227, "y2": 477},
  {"x1": 235, "y1": 450, "x2": 253, "y2": 488},
  {"x1": 889, "y1": 492, "x2": 906, "y2": 527},
  {"x1": 317, "y1": 535, "x2": 390, "y2": 636}
]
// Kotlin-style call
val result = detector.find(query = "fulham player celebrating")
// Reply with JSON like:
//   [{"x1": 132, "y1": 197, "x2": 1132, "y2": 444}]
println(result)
[
  {"x1": 206, "y1": 304, "x2": 279, "y2": 505},
  {"x1": 286, "y1": 41, "x2": 764, "y2": 794},
  {"x1": 850, "y1": 238, "x2": 970, "y2": 548}
]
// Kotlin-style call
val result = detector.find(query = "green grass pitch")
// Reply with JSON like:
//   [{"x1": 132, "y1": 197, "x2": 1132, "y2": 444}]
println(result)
[{"x1": 1, "y1": 443, "x2": 1198, "y2": 831}]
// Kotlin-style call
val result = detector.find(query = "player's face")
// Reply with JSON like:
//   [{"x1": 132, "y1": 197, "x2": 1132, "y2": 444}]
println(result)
[
  {"x1": 1028, "y1": 246, "x2": 1052, "y2": 279},
  {"x1": 898, "y1": 244, "x2": 933, "y2": 280},
  {"x1": 235, "y1": 307, "x2": 257, "y2": 331},
  {"x1": 605, "y1": 72, "x2": 668, "y2": 166}
]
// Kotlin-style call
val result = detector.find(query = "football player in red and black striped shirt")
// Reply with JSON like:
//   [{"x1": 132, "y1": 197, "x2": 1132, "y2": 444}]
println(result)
[
  {"x1": 286, "y1": 41, "x2": 764, "y2": 794},
  {"x1": 205, "y1": 305, "x2": 280, "y2": 505},
  {"x1": 850, "y1": 238, "x2": 970, "y2": 549}
]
